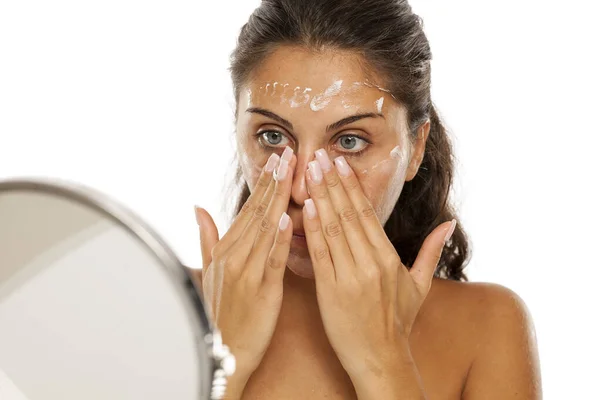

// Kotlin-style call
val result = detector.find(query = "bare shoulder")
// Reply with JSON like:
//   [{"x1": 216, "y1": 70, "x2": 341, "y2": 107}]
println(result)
[
  {"x1": 424, "y1": 278, "x2": 542, "y2": 399},
  {"x1": 425, "y1": 277, "x2": 538, "y2": 353},
  {"x1": 428, "y1": 277, "x2": 534, "y2": 320}
]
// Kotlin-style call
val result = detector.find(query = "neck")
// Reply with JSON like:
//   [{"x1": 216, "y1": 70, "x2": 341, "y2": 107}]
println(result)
[
  {"x1": 274, "y1": 268, "x2": 342, "y2": 368},
  {"x1": 278, "y1": 268, "x2": 323, "y2": 331}
]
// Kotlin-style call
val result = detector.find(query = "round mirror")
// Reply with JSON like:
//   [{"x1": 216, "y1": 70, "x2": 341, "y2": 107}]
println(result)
[{"x1": 0, "y1": 179, "x2": 233, "y2": 400}]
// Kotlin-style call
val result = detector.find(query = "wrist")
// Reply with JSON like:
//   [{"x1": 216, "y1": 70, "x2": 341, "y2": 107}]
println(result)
[
  {"x1": 224, "y1": 371, "x2": 251, "y2": 400},
  {"x1": 221, "y1": 352, "x2": 258, "y2": 399}
]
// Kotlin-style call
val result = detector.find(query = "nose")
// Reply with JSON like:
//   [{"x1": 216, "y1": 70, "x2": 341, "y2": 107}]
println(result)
[{"x1": 290, "y1": 149, "x2": 315, "y2": 207}]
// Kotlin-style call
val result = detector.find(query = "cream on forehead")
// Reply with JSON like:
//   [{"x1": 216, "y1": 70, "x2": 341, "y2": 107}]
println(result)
[
  {"x1": 290, "y1": 87, "x2": 312, "y2": 108},
  {"x1": 309, "y1": 80, "x2": 343, "y2": 111},
  {"x1": 359, "y1": 80, "x2": 398, "y2": 101},
  {"x1": 252, "y1": 80, "x2": 392, "y2": 112},
  {"x1": 375, "y1": 97, "x2": 384, "y2": 113}
]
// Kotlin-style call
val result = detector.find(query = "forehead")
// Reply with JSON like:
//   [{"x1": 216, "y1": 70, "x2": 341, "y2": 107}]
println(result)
[
  {"x1": 248, "y1": 46, "x2": 377, "y2": 93},
  {"x1": 237, "y1": 45, "x2": 408, "y2": 140},
  {"x1": 240, "y1": 46, "x2": 401, "y2": 117}
]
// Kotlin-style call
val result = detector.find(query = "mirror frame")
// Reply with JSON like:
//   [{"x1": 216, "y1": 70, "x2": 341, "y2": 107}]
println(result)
[{"x1": 0, "y1": 177, "x2": 233, "y2": 400}]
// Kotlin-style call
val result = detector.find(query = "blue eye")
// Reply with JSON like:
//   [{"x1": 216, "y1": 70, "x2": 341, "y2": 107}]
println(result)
[
  {"x1": 260, "y1": 131, "x2": 289, "y2": 147},
  {"x1": 337, "y1": 135, "x2": 368, "y2": 153}
]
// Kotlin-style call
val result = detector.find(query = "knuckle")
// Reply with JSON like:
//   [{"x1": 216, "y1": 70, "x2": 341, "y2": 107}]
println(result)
[
  {"x1": 339, "y1": 207, "x2": 358, "y2": 223},
  {"x1": 386, "y1": 253, "x2": 402, "y2": 268},
  {"x1": 223, "y1": 254, "x2": 244, "y2": 277},
  {"x1": 359, "y1": 206, "x2": 376, "y2": 219},
  {"x1": 363, "y1": 266, "x2": 381, "y2": 283},
  {"x1": 273, "y1": 184, "x2": 288, "y2": 199},
  {"x1": 259, "y1": 217, "x2": 274, "y2": 234},
  {"x1": 266, "y1": 255, "x2": 281, "y2": 270},
  {"x1": 275, "y1": 230, "x2": 291, "y2": 245},
  {"x1": 325, "y1": 221, "x2": 342, "y2": 238},
  {"x1": 379, "y1": 255, "x2": 400, "y2": 273},
  {"x1": 254, "y1": 202, "x2": 269, "y2": 218},
  {"x1": 256, "y1": 173, "x2": 272, "y2": 189},
  {"x1": 383, "y1": 252, "x2": 401, "y2": 268},
  {"x1": 324, "y1": 174, "x2": 341, "y2": 188},
  {"x1": 313, "y1": 189, "x2": 329, "y2": 200},
  {"x1": 344, "y1": 176, "x2": 360, "y2": 191},
  {"x1": 313, "y1": 245, "x2": 330, "y2": 261},
  {"x1": 306, "y1": 222, "x2": 322, "y2": 233},
  {"x1": 240, "y1": 201, "x2": 255, "y2": 216},
  {"x1": 221, "y1": 255, "x2": 235, "y2": 271}
]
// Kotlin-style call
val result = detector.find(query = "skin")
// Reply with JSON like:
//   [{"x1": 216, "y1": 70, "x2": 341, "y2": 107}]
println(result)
[
  {"x1": 195, "y1": 46, "x2": 542, "y2": 399},
  {"x1": 236, "y1": 49, "x2": 413, "y2": 280}
]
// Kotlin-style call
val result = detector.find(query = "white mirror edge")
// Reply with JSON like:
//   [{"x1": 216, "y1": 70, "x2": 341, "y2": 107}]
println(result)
[{"x1": 0, "y1": 176, "x2": 235, "y2": 400}]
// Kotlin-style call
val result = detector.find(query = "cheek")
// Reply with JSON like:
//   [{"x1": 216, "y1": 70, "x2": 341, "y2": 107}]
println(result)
[
  {"x1": 356, "y1": 147, "x2": 408, "y2": 222},
  {"x1": 237, "y1": 138, "x2": 267, "y2": 190}
]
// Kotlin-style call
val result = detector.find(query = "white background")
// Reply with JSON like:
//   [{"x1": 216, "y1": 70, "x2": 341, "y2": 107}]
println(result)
[{"x1": 1, "y1": 0, "x2": 598, "y2": 397}]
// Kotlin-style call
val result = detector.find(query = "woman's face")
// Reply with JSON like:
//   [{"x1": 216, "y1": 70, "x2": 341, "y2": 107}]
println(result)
[{"x1": 235, "y1": 46, "x2": 429, "y2": 278}]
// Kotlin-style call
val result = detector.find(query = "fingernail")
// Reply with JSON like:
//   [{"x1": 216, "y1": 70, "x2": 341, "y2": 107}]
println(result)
[
  {"x1": 444, "y1": 219, "x2": 457, "y2": 244},
  {"x1": 275, "y1": 158, "x2": 288, "y2": 181},
  {"x1": 282, "y1": 146, "x2": 294, "y2": 162},
  {"x1": 308, "y1": 160, "x2": 323, "y2": 184},
  {"x1": 279, "y1": 212, "x2": 290, "y2": 231},
  {"x1": 315, "y1": 149, "x2": 332, "y2": 172},
  {"x1": 334, "y1": 156, "x2": 351, "y2": 177},
  {"x1": 265, "y1": 153, "x2": 280, "y2": 173},
  {"x1": 304, "y1": 199, "x2": 317, "y2": 219}
]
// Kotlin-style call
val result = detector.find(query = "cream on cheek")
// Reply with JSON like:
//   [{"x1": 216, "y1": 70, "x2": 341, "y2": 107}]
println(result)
[
  {"x1": 239, "y1": 149, "x2": 264, "y2": 187},
  {"x1": 237, "y1": 89, "x2": 273, "y2": 188},
  {"x1": 236, "y1": 119, "x2": 268, "y2": 190},
  {"x1": 355, "y1": 144, "x2": 409, "y2": 221}
]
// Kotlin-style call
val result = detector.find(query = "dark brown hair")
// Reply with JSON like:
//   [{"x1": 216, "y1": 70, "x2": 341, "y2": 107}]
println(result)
[{"x1": 228, "y1": 0, "x2": 470, "y2": 280}]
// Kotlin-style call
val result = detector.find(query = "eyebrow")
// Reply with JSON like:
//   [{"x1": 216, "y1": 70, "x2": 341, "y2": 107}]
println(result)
[
  {"x1": 246, "y1": 107, "x2": 294, "y2": 130},
  {"x1": 246, "y1": 107, "x2": 384, "y2": 133}
]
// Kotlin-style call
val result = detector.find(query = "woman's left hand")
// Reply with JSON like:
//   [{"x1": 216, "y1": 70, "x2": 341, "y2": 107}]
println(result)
[{"x1": 302, "y1": 150, "x2": 456, "y2": 399}]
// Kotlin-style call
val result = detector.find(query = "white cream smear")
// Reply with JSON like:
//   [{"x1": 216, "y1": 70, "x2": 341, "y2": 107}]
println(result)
[
  {"x1": 375, "y1": 97, "x2": 384, "y2": 113},
  {"x1": 309, "y1": 80, "x2": 343, "y2": 111},
  {"x1": 255, "y1": 80, "x2": 394, "y2": 112},
  {"x1": 362, "y1": 80, "x2": 398, "y2": 101},
  {"x1": 356, "y1": 144, "x2": 409, "y2": 220},
  {"x1": 279, "y1": 83, "x2": 290, "y2": 102},
  {"x1": 359, "y1": 145, "x2": 404, "y2": 174},
  {"x1": 290, "y1": 87, "x2": 312, "y2": 108}
]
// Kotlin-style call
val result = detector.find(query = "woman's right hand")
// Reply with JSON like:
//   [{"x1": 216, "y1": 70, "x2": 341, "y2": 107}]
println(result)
[{"x1": 193, "y1": 147, "x2": 296, "y2": 397}]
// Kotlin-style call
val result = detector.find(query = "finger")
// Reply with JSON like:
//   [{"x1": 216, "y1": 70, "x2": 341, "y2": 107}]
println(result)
[
  {"x1": 410, "y1": 219, "x2": 456, "y2": 296},
  {"x1": 303, "y1": 199, "x2": 336, "y2": 284},
  {"x1": 243, "y1": 147, "x2": 295, "y2": 281},
  {"x1": 263, "y1": 211, "x2": 293, "y2": 287},
  {"x1": 220, "y1": 152, "x2": 280, "y2": 247},
  {"x1": 194, "y1": 206, "x2": 220, "y2": 279},
  {"x1": 193, "y1": 206, "x2": 220, "y2": 318},
  {"x1": 314, "y1": 149, "x2": 373, "y2": 267},
  {"x1": 333, "y1": 155, "x2": 396, "y2": 256},
  {"x1": 305, "y1": 160, "x2": 354, "y2": 280}
]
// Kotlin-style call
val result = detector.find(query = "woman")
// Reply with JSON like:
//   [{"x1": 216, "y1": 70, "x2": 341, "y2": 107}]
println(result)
[{"x1": 194, "y1": 0, "x2": 542, "y2": 398}]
